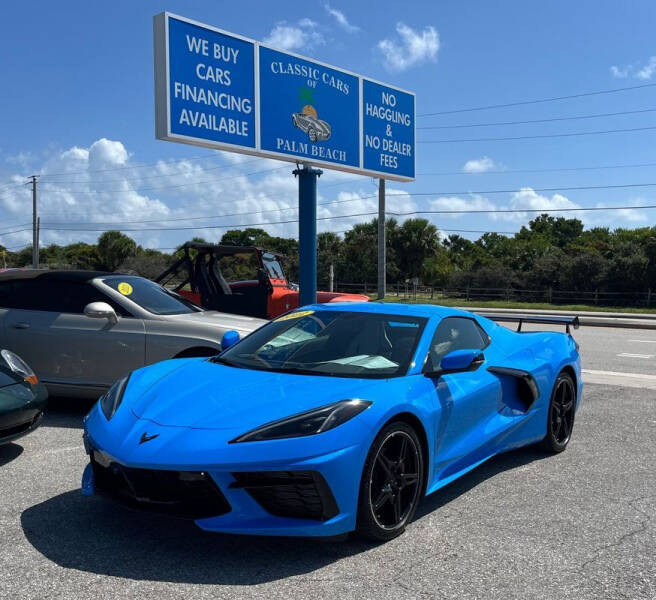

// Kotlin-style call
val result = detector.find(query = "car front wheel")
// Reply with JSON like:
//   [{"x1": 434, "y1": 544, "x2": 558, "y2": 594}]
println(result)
[{"x1": 356, "y1": 421, "x2": 424, "y2": 542}]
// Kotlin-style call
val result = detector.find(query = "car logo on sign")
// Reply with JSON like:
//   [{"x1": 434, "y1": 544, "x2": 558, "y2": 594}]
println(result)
[{"x1": 139, "y1": 432, "x2": 159, "y2": 444}]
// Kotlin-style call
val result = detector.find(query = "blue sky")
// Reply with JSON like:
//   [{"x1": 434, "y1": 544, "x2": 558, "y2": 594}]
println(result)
[{"x1": 1, "y1": 0, "x2": 656, "y2": 252}]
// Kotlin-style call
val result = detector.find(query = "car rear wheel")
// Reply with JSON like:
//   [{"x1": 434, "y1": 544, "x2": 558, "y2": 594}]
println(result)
[
  {"x1": 542, "y1": 371, "x2": 576, "y2": 453},
  {"x1": 356, "y1": 421, "x2": 424, "y2": 542}
]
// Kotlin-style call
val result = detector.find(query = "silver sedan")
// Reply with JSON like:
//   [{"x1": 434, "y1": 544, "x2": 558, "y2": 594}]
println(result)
[{"x1": 0, "y1": 270, "x2": 266, "y2": 398}]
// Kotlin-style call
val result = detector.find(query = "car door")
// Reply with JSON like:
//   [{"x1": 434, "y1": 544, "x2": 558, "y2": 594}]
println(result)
[
  {"x1": 1, "y1": 276, "x2": 145, "y2": 392},
  {"x1": 420, "y1": 316, "x2": 502, "y2": 481}
]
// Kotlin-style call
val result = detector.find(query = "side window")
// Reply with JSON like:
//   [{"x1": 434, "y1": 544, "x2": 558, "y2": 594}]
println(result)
[
  {"x1": 0, "y1": 280, "x2": 34, "y2": 309},
  {"x1": 0, "y1": 279, "x2": 129, "y2": 316},
  {"x1": 426, "y1": 317, "x2": 488, "y2": 371}
]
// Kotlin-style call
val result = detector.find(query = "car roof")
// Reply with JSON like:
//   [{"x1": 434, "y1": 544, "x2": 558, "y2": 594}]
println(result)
[
  {"x1": 302, "y1": 301, "x2": 473, "y2": 319},
  {"x1": 182, "y1": 242, "x2": 285, "y2": 258},
  {"x1": 0, "y1": 269, "x2": 117, "y2": 282}
]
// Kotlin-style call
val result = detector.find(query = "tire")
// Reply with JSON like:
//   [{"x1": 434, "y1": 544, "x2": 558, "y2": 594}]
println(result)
[
  {"x1": 308, "y1": 128, "x2": 317, "y2": 142},
  {"x1": 356, "y1": 421, "x2": 424, "y2": 542},
  {"x1": 541, "y1": 371, "x2": 577, "y2": 453}
]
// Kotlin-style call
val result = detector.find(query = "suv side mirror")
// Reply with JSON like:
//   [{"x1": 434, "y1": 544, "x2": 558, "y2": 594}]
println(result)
[
  {"x1": 221, "y1": 330, "x2": 240, "y2": 351},
  {"x1": 84, "y1": 302, "x2": 118, "y2": 324}
]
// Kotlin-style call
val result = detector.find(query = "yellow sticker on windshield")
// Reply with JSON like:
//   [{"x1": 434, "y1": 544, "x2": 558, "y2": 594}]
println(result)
[
  {"x1": 118, "y1": 282, "x2": 133, "y2": 296},
  {"x1": 275, "y1": 309, "x2": 314, "y2": 322}
]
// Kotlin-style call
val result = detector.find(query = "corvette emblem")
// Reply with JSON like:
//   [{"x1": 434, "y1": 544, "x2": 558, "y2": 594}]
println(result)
[{"x1": 139, "y1": 432, "x2": 159, "y2": 444}]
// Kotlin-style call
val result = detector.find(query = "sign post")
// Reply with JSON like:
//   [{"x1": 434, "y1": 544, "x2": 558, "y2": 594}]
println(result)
[
  {"x1": 377, "y1": 178, "x2": 386, "y2": 300},
  {"x1": 153, "y1": 12, "x2": 416, "y2": 304},
  {"x1": 294, "y1": 166, "x2": 322, "y2": 305}
]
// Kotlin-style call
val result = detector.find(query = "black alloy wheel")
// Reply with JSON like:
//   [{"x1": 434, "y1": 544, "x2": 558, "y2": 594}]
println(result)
[
  {"x1": 543, "y1": 372, "x2": 576, "y2": 453},
  {"x1": 357, "y1": 421, "x2": 424, "y2": 541}
]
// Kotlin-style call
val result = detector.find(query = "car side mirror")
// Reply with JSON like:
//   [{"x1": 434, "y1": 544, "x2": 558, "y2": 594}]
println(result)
[
  {"x1": 439, "y1": 349, "x2": 485, "y2": 374},
  {"x1": 221, "y1": 330, "x2": 240, "y2": 351},
  {"x1": 84, "y1": 302, "x2": 118, "y2": 324},
  {"x1": 425, "y1": 349, "x2": 485, "y2": 377}
]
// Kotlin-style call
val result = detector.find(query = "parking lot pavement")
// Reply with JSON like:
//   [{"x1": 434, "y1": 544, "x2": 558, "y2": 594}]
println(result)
[{"x1": 0, "y1": 383, "x2": 653, "y2": 600}]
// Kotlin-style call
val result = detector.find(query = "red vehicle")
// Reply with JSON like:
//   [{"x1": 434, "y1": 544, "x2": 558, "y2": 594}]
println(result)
[{"x1": 155, "y1": 242, "x2": 369, "y2": 319}]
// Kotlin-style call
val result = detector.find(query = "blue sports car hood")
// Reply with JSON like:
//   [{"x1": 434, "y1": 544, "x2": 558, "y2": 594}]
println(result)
[{"x1": 127, "y1": 358, "x2": 377, "y2": 432}]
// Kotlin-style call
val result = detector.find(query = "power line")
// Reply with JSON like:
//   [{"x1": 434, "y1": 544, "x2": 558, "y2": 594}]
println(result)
[
  {"x1": 36, "y1": 166, "x2": 289, "y2": 195},
  {"x1": 418, "y1": 124, "x2": 656, "y2": 143},
  {"x1": 32, "y1": 202, "x2": 656, "y2": 234},
  {"x1": 0, "y1": 227, "x2": 31, "y2": 238},
  {"x1": 40, "y1": 160, "x2": 284, "y2": 186},
  {"x1": 416, "y1": 107, "x2": 656, "y2": 129},
  {"x1": 419, "y1": 161, "x2": 656, "y2": 177},
  {"x1": 418, "y1": 82, "x2": 656, "y2": 117},
  {"x1": 39, "y1": 155, "x2": 262, "y2": 178},
  {"x1": 30, "y1": 181, "x2": 656, "y2": 228}
]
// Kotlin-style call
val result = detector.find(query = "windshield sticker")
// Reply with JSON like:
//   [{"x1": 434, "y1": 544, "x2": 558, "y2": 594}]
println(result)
[
  {"x1": 118, "y1": 282, "x2": 133, "y2": 296},
  {"x1": 275, "y1": 309, "x2": 315, "y2": 322}
]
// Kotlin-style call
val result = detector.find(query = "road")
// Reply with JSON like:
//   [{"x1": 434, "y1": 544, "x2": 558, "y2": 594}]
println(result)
[
  {"x1": 0, "y1": 325, "x2": 654, "y2": 600},
  {"x1": 520, "y1": 322, "x2": 656, "y2": 376}
]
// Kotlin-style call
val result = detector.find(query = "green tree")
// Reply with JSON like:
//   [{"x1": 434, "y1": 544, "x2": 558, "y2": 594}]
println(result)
[
  {"x1": 393, "y1": 218, "x2": 439, "y2": 279},
  {"x1": 96, "y1": 231, "x2": 137, "y2": 271}
]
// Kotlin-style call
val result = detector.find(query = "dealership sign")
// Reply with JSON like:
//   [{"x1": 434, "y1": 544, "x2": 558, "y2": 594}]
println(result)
[{"x1": 154, "y1": 13, "x2": 415, "y2": 181}]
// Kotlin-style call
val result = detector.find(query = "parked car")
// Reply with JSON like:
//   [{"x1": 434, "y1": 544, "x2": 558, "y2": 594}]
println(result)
[
  {"x1": 155, "y1": 242, "x2": 369, "y2": 319},
  {"x1": 0, "y1": 270, "x2": 265, "y2": 399},
  {"x1": 82, "y1": 303, "x2": 581, "y2": 541},
  {"x1": 0, "y1": 349, "x2": 47, "y2": 445}
]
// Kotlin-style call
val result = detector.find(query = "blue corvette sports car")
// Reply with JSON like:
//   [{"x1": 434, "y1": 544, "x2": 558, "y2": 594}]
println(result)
[{"x1": 82, "y1": 303, "x2": 582, "y2": 541}]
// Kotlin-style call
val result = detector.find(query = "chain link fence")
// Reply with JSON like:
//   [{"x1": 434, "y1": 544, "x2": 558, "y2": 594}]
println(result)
[{"x1": 333, "y1": 282, "x2": 654, "y2": 308}]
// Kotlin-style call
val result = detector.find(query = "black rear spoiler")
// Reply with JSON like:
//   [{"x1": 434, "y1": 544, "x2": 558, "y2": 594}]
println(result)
[{"x1": 481, "y1": 314, "x2": 580, "y2": 334}]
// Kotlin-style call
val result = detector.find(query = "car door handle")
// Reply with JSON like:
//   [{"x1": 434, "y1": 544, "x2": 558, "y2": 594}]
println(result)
[{"x1": 11, "y1": 322, "x2": 30, "y2": 329}]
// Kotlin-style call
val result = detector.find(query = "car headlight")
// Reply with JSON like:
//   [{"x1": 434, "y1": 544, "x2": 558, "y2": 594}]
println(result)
[
  {"x1": 230, "y1": 399, "x2": 372, "y2": 443},
  {"x1": 100, "y1": 375, "x2": 130, "y2": 421},
  {"x1": 1, "y1": 349, "x2": 38, "y2": 385}
]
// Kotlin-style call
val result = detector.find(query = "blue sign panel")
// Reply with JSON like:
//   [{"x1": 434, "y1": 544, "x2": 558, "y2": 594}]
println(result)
[
  {"x1": 259, "y1": 47, "x2": 360, "y2": 168},
  {"x1": 164, "y1": 16, "x2": 256, "y2": 149},
  {"x1": 154, "y1": 13, "x2": 415, "y2": 181},
  {"x1": 362, "y1": 80, "x2": 415, "y2": 179}
]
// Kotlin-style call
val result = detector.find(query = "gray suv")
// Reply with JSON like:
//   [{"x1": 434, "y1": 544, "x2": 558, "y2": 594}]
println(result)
[{"x1": 0, "y1": 270, "x2": 266, "y2": 399}]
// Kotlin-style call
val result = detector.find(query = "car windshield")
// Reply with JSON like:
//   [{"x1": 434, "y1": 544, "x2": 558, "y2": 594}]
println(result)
[
  {"x1": 262, "y1": 252, "x2": 285, "y2": 280},
  {"x1": 102, "y1": 276, "x2": 201, "y2": 315},
  {"x1": 215, "y1": 310, "x2": 427, "y2": 378}
]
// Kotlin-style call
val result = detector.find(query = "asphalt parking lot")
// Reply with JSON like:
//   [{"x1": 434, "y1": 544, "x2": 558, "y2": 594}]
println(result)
[{"x1": 1, "y1": 327, "x2": 655, "y2": 600}]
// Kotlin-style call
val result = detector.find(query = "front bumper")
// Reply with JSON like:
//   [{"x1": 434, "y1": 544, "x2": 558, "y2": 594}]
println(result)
[
  {"x1": 82, "y1": 406, "x2": 367, "y2": 537},
  {"x1": 0, "y1": 382, "x2": 47, "y2": 445}
]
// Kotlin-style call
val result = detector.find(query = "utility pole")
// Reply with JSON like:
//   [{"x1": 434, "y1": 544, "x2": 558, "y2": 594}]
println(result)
[
  {"x1": 29, "y1": 175, "x2": 39, "y2": 268},
  {"x1": 377, "y1": 178, "x2": 386, "y2": 300}
]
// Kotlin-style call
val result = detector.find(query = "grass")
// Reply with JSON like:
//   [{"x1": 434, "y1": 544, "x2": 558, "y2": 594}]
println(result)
[{"x1": 379, "y1": 295, "x2": 656, "y2": 314}]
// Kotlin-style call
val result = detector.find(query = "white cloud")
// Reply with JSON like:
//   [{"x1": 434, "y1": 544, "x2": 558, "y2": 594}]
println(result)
[
  {"x1": 592, "y1": 200, "x2": 648, "y2": 223},
  {"x1": 377, "y1": 22, "x2": 439, "y2": 71},
  {"x1": 462, "y1": 156, "x2": 498, "y2": 174},
  {"x1": 499, "y1": 187, "x2": 580, "y2": 222},
  {"x1": 324, "y1": 4, "x2": 359, "y2": 32},
  {"x1": 5, "y1": 151, "x2": 33, "y2": 168},
  {"x1": 610, "y1": 56, "x2": 656, "y2": 80},
  {"x1": 636, "y1": 56, "x2": 656, "y2": 80},
  {"x1": 2, "y1": 140, "x2": 651, "y2": 253},
  {"x1": 264, "y1": 19, "x2": 325, "y2": 51}
]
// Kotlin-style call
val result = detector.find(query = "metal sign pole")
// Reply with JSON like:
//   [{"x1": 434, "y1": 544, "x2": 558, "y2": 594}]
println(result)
[
  {"x1": 293, "y1": 165, "x2": 322, "y2": 307},
  {"x1": 377, "y1": 178, "x2": 386, "y2": 300}
]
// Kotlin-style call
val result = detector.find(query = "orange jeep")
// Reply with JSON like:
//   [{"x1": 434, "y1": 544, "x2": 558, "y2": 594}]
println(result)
[{"x1": 155, "y1": 242, "x2": 369, "y2": 319}]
